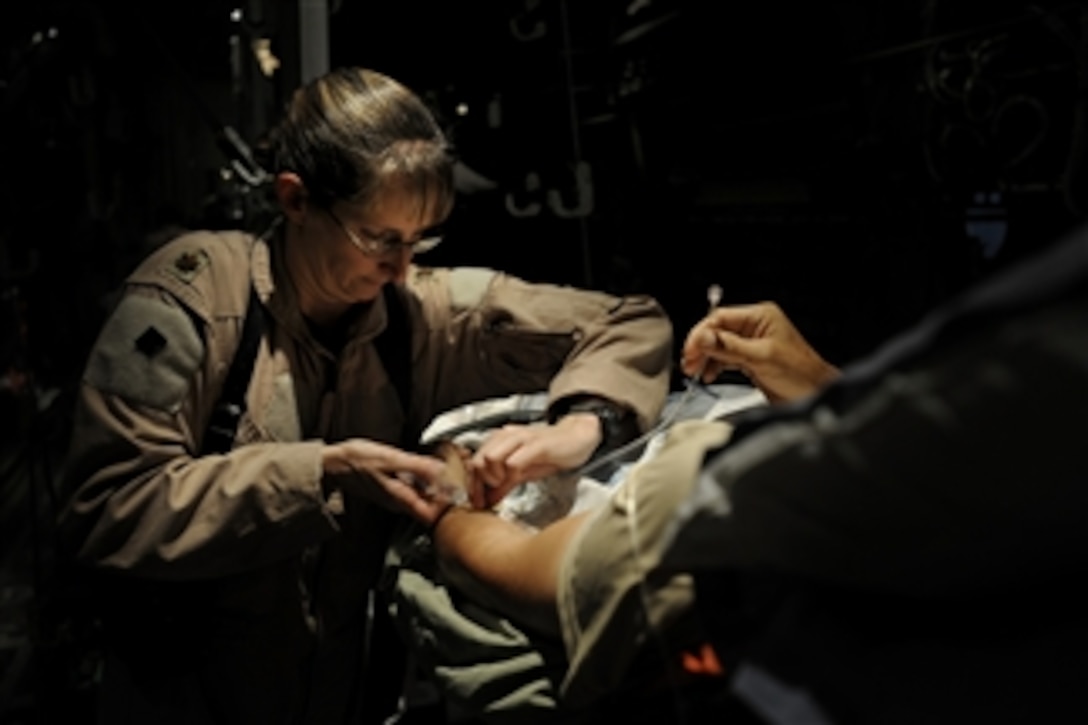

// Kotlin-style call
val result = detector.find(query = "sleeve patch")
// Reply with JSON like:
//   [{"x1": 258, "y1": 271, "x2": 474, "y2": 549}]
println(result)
[
  {"x1": 448, "y1": 267, "x2": 497, "y2": 310},
  {"x1": 134, "y1": 326, "x2": 168, "y2": 357},
  {"x1": 83, "y1": 294, "x2": 205, "y2": 412},
  {"x1": 165, "y1": 248, "x2": 211, "y2": 284}
]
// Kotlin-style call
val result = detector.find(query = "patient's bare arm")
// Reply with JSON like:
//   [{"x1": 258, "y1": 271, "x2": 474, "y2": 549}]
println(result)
[
  {"x1": 431, "y1": 505, "x2": 592, "y2": 638},
  {"x1": 423, "y1": 438, "x2": 591, "y2": 636}
]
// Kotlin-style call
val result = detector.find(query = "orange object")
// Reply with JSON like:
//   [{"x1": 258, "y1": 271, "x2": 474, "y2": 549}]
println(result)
[{"x1": 680, "y1": 642, "x2": 725, "y2": 676}]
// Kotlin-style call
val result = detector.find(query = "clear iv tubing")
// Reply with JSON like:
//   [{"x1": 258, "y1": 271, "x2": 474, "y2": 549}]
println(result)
[{"x1": 568, "y1": 283, "x2": 723, "y2": 481}]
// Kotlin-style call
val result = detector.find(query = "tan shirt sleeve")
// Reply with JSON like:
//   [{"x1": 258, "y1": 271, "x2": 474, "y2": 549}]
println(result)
[
  {"x1": 411, "y1": 267, "x2": 673, "y2": 431},
  {"x1": 60, "y1": 281, "x2": 337, "y2": 581}
]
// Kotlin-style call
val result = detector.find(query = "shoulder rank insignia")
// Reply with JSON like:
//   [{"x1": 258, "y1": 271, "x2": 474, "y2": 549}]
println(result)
[{"x1": 168, "y1": 248, "x2": 211, "y2": 283}]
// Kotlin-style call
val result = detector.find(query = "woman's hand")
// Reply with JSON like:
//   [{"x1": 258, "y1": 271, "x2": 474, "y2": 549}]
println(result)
[
  {"x1": 468, "y1": 413, "x2": 602, "y2": 508},
  {"x1": 321, "y1": 439, "x2": 453, "y2": 526}
]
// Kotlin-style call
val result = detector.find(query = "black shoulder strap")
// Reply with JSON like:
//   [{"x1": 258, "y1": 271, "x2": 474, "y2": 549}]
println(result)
[
  {"x1": 201, "y1": 284, "x2": 265, "y2": 455},
  {"x1": 200, "y1": 283, "x2": 411, "y2": 454},
  {"x1": 373, "y1": 283, "x2": 414, "y2": 445}
]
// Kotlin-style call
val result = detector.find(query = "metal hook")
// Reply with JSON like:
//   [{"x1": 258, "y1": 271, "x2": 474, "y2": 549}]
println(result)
[
  {"x1": 510, "y1": 0, "x2": 547, "y2": 42},
  {"x1": 505, "y1": 171, "x2": 543, "y2": 217},
  {"x1": 546, "y1": 161, "x2": 594, "y2": 218}
]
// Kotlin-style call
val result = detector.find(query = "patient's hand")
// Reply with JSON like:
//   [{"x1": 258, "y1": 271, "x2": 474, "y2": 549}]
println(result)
[
  {"x1": 468, "y1": 414, "x2": 601, "y2": 508},
  {"x1": 426, "y1": 439, "x2": 475, "y2": 506}
]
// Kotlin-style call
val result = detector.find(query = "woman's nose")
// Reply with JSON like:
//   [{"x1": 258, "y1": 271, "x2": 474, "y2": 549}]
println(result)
[{"x1": 380, "y1": 246, "x2": 413, "y2": 283}]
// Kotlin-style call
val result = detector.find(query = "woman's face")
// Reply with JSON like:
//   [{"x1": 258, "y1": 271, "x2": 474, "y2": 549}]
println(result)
[{"x1": 308, "y1": 187, "x2": 443, "y2": 306}]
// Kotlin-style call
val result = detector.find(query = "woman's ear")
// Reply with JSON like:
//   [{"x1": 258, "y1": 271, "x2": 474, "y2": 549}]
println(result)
[{"x1": 274, "y1": 172, "x2": 308, "y2": 224}]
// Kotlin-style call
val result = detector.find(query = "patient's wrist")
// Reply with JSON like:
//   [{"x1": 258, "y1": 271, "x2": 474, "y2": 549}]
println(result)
[
  {"x1": 429, "y1": 502, "x2": 458, "y2": 534},
  {"x1": 430, "y1": 504, "x2": 478, "y2": 552}
]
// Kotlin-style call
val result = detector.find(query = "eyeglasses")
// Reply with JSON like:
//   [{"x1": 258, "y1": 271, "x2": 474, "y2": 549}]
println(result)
[{"x1": 325, "y1": 207, "x2": 444, "y2": 257}]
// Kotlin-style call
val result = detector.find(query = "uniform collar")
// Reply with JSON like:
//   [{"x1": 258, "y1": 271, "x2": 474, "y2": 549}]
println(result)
[{"x1": 250, "y1": 222, "x2": 390, "y2": 353}]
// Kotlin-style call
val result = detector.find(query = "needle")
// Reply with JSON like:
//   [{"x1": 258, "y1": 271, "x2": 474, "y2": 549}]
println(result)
[
  {"x1": 662, "y1": 281, "x2": 723, "y2": 420},
  {"x1": 693, "y1": 283, "x2": 723, "y2": 381}
]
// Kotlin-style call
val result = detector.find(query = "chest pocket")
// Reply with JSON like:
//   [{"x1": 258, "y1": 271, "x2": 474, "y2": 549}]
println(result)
[{"x1": 482, "y1": 312, "x2": 580, "y2": 379}]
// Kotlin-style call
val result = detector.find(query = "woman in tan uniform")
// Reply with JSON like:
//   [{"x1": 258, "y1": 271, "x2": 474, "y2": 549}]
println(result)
[{"x1": 59, "y1": 67, "x2": 672, "y2": 724}]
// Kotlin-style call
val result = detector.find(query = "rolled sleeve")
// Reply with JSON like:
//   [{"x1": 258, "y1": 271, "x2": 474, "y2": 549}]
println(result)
[{"x1": 555, "y1": 419, "x2": 733, "y2": 707}]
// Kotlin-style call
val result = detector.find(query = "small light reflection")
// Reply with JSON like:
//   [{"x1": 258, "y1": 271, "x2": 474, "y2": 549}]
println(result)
[{"x1": 252, "y1": 38, "x2": 281, "y2": 77}]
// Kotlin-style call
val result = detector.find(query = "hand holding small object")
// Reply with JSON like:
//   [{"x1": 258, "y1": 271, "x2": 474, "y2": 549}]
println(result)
[
  {"x1": 321, "y1": 438, "x2": 453, "y2": 525},
  {"x1": 680, "y1": 300, "x2": 840, "y2": 403}
]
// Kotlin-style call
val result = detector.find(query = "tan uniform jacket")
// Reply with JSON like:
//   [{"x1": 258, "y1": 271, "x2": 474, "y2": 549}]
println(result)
[{"x1": 60, "y1": 228, "x2": 672, "y2": 724}]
